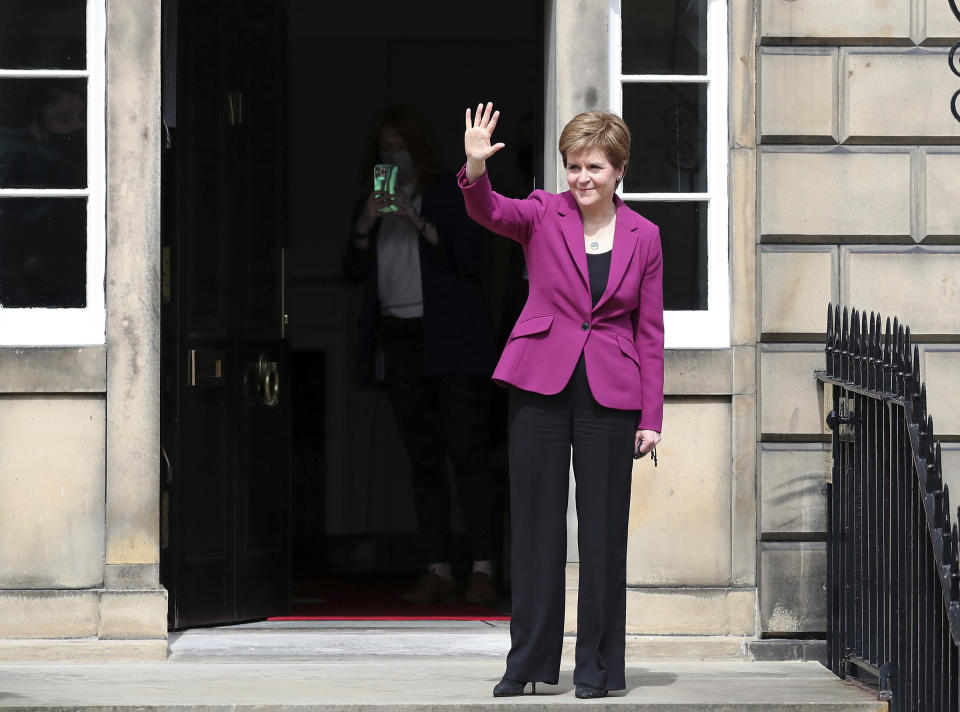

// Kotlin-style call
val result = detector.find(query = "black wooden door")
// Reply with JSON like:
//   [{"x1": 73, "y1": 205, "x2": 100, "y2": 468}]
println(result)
[{"x1": 160, "y1": 0, "x2": 290, "y2": 629}]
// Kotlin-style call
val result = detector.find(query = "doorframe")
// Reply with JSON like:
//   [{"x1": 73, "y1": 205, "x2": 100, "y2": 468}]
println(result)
[
  {"x1": 103, "y1": 0, "x2": 165, "y2": 596},
  {"x1": 155, "y1": 0, "x2": 554, "y2": 625}
]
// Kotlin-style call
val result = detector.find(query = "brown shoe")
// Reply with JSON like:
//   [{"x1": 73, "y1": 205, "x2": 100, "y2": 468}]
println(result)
[
  {"x1": 464, "y1": 571, "x2": 497, "y2": 606},
  {"x1": 401, "y1": 572, "x2": 456, "y2": 604}
]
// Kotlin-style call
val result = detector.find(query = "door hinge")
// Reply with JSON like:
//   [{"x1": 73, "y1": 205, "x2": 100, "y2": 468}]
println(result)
[
  {"x1": 162, "y1": 246, "x2": 172, "y2": 303},
  {"x1": 227, "y1": 90, "x2": 243, "y2": 126}
]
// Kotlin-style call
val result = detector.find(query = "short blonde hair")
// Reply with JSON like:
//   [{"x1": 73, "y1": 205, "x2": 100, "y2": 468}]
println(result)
[{"x1": 558, "y1": 111, "x2": 630, "y2": 171}]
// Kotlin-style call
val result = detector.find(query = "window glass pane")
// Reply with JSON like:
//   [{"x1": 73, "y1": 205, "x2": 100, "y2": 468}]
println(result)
[
  {"x1": 622, "y1": 0, "x2": 707, "y2": 75},
  {"x1": 622, "y1": 82, "x2": 705, "y2": 193},
  {"x1": 628, "y1": 201, "x2": 706, "y2": 311},
  {"x1": 0, "y1": 198, "x2": 87, "y2": 308},
  {"x1": 0, "y1": 79, "x2": 87, "y2": 189},
  {"x1": 0, "y1": 0, "x2": 86, "y2": 70}
]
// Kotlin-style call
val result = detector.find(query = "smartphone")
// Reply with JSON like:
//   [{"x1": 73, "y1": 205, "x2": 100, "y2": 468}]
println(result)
[{"x1": 373, "y1": 164, "x2": 398, "y2": 213}]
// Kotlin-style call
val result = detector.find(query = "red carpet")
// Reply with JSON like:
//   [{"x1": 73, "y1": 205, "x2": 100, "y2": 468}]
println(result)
[{"x1": 268, "y1": 572, "x2": 510, "y2": 621}]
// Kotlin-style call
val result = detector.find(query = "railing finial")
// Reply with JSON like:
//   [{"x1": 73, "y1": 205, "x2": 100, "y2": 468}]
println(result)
[
  {"x1": 941, "y1": 477, "x2": 950, "y2": 532},
  {"x1": 842, "y1": 307, "x2": 850, "y2": 381},
  {"x1": 825, "y1": 303, "x2": 834, "y2": 376},
  {"x1": 883, "y1": 317, "x2": 893, "y2": 395}
]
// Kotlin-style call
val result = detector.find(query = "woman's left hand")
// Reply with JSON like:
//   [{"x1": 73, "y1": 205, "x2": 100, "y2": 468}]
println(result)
[
  {"x1": 390, "y1": 191, "x2": 421, "y2": 227},
  {"x1": 635, "y1": 429, "x2": 661, "y2": 456}
]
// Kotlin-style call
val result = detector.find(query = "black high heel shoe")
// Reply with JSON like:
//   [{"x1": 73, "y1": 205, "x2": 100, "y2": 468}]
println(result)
[
  {"x1": 493, "y1": 678, "x2": 536, "y2": 697},
  {"x1": 574, "y1": 684, "x2": 608, "y2": 699}
]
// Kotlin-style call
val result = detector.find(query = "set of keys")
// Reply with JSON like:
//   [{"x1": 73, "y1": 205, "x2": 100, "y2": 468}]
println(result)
[{"x1": 634, "y1": 443, "x2": 658, "y2": 467}]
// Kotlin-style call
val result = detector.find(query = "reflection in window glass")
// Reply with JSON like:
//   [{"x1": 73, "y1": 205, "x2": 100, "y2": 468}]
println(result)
[
  {"x1": 0, "y1": 79, "x2": 87, "y2": 189},
  {"x1": 0, "y1": 0, "x2": 86, "y2": 70},
  {"x1": 622, "y1": 0, "x2": 707, "y2": 75},
  {"x1": 622, "y1": 83, "x2": 705, "y2": 193},
  {"x1": 0, "y1": 198, "x2": 87, "y2": 308},
  {"x1": 629, "y1": 201, "x2": 706, "y2": 311}
]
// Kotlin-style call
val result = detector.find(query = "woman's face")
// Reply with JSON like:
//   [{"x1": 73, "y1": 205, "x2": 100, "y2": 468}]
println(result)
[
  {"x1": 378, "y1": 124, "x2": 415, "y2": 182},
  {"x1": 41, "y1": 92, "x2": 85, "y2": 135},
  {"x1": 565, "y1": 148, "x2": 621, "y2": 213}
]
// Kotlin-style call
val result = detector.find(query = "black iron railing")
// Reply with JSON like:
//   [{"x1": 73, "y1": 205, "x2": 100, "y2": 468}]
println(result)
[
  {"x1": 818, "y1": 304, "x2": 960, "y2": 710},
  {"x1": 951, "y1": 0, "x2": 960, "y2": 123}
]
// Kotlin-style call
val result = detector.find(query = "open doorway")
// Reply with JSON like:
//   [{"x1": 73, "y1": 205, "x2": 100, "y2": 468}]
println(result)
[{"x1": 161, "y1": 0, "x2": 544, "y2": 628}]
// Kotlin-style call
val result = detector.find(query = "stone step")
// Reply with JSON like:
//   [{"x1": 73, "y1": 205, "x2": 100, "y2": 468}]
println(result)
[
  {"x1": 0, "y1": 658, "x2": 885, "y2": 710},
  {"x1": 167, "y1": 621, "x2": 827, "y2": 663}
]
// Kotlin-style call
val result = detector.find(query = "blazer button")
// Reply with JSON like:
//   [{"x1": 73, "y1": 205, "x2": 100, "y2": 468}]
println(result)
[{"x1": 581, "y1": 322, "x2": 589, "y2": 331}]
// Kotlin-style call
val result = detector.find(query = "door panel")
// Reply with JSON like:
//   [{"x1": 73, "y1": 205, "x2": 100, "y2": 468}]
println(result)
[{"x1": 161, "y1": 0, "x2": 290, "y2": 629}]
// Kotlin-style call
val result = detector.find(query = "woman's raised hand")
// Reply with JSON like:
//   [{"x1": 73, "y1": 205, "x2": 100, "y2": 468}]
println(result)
[{"x1": 464, "y1": 102, "x2": 505, "y2": 184}]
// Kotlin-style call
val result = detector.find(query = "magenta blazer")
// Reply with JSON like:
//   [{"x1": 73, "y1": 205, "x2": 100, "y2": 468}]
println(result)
[{"x1": 457, "y1": 165, "x2": 665, "y2": 433}]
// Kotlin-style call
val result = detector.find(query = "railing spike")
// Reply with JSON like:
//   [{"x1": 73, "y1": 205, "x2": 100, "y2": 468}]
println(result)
[
  {"x1": 955, "y1": 519, "x2": 960, "y2": 566},
  {"x1": 833, "y1": 304, "x2": 842, "y2": 377},
  {"x1": 915, "y1": 358, "x2": 925, "y2": 412},
  {"x1": 856, "y1": 312, "x2": 866, "y2": 387},
  {"x1": 893, "y1": 323, "x2": 904, "y2": 397},
  {"x1": 862, "y1": 312, "x2": 870, "y2": 388},
  {"x1": 872, "y1": 313, "x2": 881, "y2": 391},
  {"x1": 942, "y1": 482, "x2": 951, "y2": 531},
  {"x1": 825, "y1": 303, "x2": 834, "y2": 375},
  {"x1": 927, "y1": 456, "x2": 942, "y2": 500},
  {"x1": 953, "y1": 520, "x2": 960, "y2": 567},
  {"x1": 850, "y1": 309, "x2": 860, "y2": 385},
  {"x1": 883, "y1": 318, "x2": 893, "y2": 395},
  {"x1": 842, "y1": 307, "x2": 850, "y2": 382}
]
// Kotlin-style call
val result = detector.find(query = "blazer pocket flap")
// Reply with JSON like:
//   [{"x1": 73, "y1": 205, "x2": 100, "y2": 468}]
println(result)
[
  {"x1": 617, "y1": 334, "x2": 641, "y2": 367},
  {"x1": 510, "y1": 314, "x2": 555, "y2": 338}
]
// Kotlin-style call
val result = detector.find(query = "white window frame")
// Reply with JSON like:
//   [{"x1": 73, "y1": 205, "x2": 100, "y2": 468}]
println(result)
[
  {"x1": 609, "y1": 0, "x2": 729, "y2": 348},
  {"x1": 0, "y1": 0, "x2": 106, "y2": 346}
]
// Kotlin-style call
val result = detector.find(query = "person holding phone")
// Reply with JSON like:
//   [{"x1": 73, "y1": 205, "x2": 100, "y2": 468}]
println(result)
[
  {"x1": 342, "y1": 106, "x2": 499, "y2": 607},
  {"x1": 458, "y1": 103, "x2": 664, "y2": 699}
]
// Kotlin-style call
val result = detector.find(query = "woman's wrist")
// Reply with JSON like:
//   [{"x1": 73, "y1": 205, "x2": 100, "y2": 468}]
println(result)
[
  {"x1": 465, "y1": 157, "x2": 485, "y2": 184},
  {"x1": 355, "y1": 218, "x2": 373, "y2": 236}
]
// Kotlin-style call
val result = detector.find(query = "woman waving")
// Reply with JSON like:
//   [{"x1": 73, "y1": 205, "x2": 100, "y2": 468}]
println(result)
[{"x1": 459, "y1": 102, "x2": 664, "y2": 699}]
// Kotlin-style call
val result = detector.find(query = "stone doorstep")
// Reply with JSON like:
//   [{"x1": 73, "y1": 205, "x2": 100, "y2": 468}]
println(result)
[{"x1": 0, "y1": 633, "x2": 827, "y2": 664}]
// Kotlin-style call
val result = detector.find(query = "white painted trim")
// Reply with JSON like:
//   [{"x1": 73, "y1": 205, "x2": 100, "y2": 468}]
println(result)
[
  {"x1": 0, "y1": 0, "x2": 105, "y2": 346},
  {"x1": 622, "y1": 74, "x2": 710, "y2": 83},
  {"x1": 608, "y1": 0, "x2": 621, "y2": 117},
  {"x1": 84, "y1": 0, "x2": 106, "y2": 344},
  {"x1": 621, "y1": 192, "x2": 710, "y2": 202},
  {"x1": 609, "y1": 0, "x2": 729, "y2": 349},
  {"x1": 0, "y1": 70, "x2": 88, "y2": 78},
  {"x1": 0, "y1": 189, "x2": 90, "y2": 197}
]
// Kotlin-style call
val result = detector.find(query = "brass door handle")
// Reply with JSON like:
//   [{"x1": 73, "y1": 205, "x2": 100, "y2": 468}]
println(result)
[{"x1": 257, "y1": 354, "x2": 279, "y2": 407}]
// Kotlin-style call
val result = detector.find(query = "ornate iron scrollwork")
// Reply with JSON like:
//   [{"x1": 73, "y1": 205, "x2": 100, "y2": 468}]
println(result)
[{"x1": 950, "y1": 0, "x2": 960, "y2": 122}]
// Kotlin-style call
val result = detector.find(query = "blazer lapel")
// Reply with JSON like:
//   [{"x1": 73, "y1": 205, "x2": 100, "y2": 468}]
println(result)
[
  {"x1": 593, "y1": 197, "x2": 640, "y2": 313},
  {"x1": 557, "y1": 196, "x2": 590, "y2": 293}
]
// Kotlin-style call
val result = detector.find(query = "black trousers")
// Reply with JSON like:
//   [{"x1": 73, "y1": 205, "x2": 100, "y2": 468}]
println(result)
[
  {"x1": 505, "y1": 355, "x2": 636, "y2": 691},
  {"x1": 380, "y1": 316, "x2": 495, "y2": 563}
]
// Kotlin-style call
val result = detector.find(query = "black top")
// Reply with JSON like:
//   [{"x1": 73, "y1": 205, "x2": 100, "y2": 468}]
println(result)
[{"x1": 587, "y1": 250, "x2": 612, "y2": 307}]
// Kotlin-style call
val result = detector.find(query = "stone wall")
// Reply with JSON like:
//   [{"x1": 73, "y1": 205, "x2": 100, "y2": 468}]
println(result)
[
  {"x1": 757, "y1": 0, "x2": 960, "y2": 635},
  {"x1": 0, "y1": 0, "x2": 166, "y2": 660}
]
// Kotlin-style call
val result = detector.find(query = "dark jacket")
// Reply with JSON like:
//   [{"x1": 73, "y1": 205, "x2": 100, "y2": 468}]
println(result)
[{"x1": 342, "y1": 173, "x2": 496, "y2": 384}]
